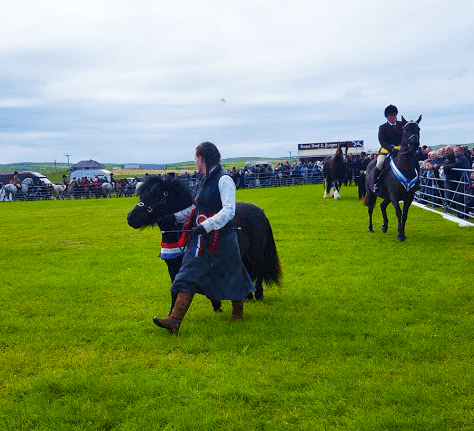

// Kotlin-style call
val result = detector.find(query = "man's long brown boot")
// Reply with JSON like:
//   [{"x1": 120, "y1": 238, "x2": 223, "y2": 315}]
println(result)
[
  {"x1": 228, "y1": 300, "x2": 244, "y2": 323},
  {"x1": 153, "y1": 292, "x2": 193, "y2": 334}
]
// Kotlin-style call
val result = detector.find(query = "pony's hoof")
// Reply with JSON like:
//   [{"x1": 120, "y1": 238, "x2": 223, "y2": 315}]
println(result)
[
  {"x1": 397, "y1": 236, "x2": 406, "y2": 242},
  {"x1": 381, "y1": 226, "x2": 388, "y2": 233},
  {"x1": 211, "y1": 300, "x2": 222, "y2": 312}
]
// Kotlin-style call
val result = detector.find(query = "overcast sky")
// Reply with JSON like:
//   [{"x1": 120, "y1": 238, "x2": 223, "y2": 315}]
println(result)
[{"x1": 1, "y1": 0, "x2": 473, "y2": 165}]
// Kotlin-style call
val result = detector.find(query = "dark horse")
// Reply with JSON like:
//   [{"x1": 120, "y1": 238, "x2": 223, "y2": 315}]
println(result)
[
  {"x1": 365, "y1": 116, "x2": 422, "y2": 242},
  {"x1": 127, "y1": 176, "x2": 282, "y2": 312},
  {"x1": 323, "y1": 143, "x2": 347, "y2": 199}
]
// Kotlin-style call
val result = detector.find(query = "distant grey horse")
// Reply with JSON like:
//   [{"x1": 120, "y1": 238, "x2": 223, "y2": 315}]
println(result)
[{"x1": 0, "y1": 178, "x2": 32, "y2": 201}]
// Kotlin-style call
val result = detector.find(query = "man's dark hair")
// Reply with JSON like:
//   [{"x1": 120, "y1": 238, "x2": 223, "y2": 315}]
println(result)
[{"x1": 196, "y1": 141, "x2": 221, "y2": 167}]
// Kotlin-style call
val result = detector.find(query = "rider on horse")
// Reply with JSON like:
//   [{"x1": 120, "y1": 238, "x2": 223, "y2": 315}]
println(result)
[
  {"x1": 13, "y1": 171, "x2": 21, "y2": 192},
  {"x1": 373, "y1": 105, "x2": 404, "y2": 193}
]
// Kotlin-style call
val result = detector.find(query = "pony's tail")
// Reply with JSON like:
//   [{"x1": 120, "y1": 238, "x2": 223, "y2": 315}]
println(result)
[{"x1": 262, "y1": 219, "x2": 282, "y2": 286}]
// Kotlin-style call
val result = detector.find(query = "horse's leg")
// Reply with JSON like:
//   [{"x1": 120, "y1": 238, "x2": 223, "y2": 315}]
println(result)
[
  {"x1": 398, "y1": 198, "x2": 412, "y2": 242},
  {"x1": 390, "y1": 199, "x2": 404, "y2": 241},
  {"x1": 333, "y1": 180, "x2": 340, "y2": 199},
  {"x1": 380, "y1": 198, "x2": 390, "y2": 233},
  {"x1": 366, "y1": 191, "x2": 376, "y2": 233},
  {"x1": 323, "y1": 179, "x2": 328, "y2": 198}
]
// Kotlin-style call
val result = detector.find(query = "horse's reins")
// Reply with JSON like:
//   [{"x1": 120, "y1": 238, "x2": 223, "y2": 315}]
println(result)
[{"x1": 161, "y1": 227, "x2": 242, "y2": 234}]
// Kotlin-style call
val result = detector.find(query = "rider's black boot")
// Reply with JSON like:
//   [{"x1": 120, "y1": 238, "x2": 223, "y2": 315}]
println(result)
[{"x1": 372, "y1": 168, "x2": 382, "y2": 193}]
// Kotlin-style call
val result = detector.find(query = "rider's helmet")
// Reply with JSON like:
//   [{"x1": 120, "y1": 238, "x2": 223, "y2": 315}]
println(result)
[{"x1": 384, "y1": 105, "x2": 398, "y2": 117}]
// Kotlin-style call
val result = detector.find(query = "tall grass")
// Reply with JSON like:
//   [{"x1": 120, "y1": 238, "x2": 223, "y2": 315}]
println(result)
[{"x1": 0, "y1": 185, "x2": 473, "y2": 430}]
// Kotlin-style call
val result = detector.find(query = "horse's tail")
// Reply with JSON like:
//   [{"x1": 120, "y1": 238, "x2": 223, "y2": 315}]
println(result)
[{"x1": 261, "y1": 219, "x2": 282, "y2": 286}]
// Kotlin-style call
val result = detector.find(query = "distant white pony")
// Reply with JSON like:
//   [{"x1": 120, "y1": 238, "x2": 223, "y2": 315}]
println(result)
[
  {"x1": 134, "y1": 181, "x2": 144, "y2": 196},
  {"x1": 101, "y1": 182, "x2": 117, "y2": 197},
  {"x1": 0, "y1": 178, "x2": 32, "y2": 201},
  {"x1": 52, "y1": 184, "x2": 66, "y2": 199}
]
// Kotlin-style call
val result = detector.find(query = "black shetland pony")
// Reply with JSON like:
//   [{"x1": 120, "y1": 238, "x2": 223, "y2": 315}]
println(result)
[
  {"x1": 323, "y1": 143, "x2": 347, "y2": 199},
  {"x1": 127, "y1": 176, "x2": 282, "y2": 312},
  {"x1": 365, "y1": 116, "x2": 422, "y2": 242}
]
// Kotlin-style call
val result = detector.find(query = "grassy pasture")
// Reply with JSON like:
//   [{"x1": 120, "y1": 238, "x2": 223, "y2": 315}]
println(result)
[{"x1": 1, "y1": 185, "x2": 473, "y2": 430}]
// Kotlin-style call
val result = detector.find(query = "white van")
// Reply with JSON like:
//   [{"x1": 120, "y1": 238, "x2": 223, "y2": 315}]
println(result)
[{"x1": 69, "y1": 169, "x2": 112, "y2": 182}]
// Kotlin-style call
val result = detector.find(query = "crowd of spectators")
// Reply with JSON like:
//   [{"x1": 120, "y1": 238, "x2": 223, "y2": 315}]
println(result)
[
  {"x1": 419, "y1": 145, "x2": 474, "y2": 218},
  {"x1": 225, "y1": 161, "x2": 324, "y2": 188}
]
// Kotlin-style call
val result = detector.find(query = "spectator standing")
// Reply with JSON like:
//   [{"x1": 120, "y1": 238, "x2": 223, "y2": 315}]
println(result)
[
  {"x1": 354, "y1": 152, "x2": 370, "y2": 199},
  {"x1": 443, "y1": 146, "x2": 470, "y2": 217},
  {"x1": 465, "y1": 172, "x2": 474, "y2": 216},
  {"x1": 463, "y1": 146, "x2": 472, "y2": 166}
]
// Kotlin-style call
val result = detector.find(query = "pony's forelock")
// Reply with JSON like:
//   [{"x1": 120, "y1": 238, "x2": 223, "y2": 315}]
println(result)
[{"x1": 137, "y1": 176, "x2": 165, "y2": 198}]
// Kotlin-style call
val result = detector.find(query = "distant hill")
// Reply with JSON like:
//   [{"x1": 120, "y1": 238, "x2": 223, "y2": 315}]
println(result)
[
  {"x1": 0, "y1": 157, "x2": 288, "y2": 172},
  {"x1": 0, "y1": 162, "x2": 71, "y2": 172}
]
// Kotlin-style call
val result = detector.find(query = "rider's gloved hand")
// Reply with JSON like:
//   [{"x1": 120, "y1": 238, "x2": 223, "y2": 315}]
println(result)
[{"x1": 193, "y1": 224, "x2": 206, "y2": 236}]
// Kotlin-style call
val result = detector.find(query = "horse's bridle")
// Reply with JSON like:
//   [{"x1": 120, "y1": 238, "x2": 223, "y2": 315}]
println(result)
[
  {"x1": 135, "y1": 191, "x2": 169, "y2": 220},
  {"x1": 399, "y1": 122, "x2": 420, "y2": 155}
]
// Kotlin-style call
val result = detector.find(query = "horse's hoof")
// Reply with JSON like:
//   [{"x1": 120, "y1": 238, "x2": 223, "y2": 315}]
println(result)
[
  {"x1": 397, "y1": 236, "x2": 406, "y2": 242},
  {"x1": 368, "y1": 229, "x2": 374, "y2": 233},
  {"x1": 381, "y1": 226, "x2": 388, "y2": 233}
]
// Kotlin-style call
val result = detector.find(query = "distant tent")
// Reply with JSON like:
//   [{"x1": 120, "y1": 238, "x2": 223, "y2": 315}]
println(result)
[{"x1": 70, "y1": 160, "x2": 104, "y2": 171}]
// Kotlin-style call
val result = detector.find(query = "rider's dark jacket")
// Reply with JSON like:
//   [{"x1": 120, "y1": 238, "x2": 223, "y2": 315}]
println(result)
[{"x1": 378, "y1": 121, "x2": 404, "y2": 152}]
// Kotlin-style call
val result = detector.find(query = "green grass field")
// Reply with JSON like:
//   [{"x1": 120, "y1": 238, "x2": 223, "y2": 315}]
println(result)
[{"x1": 1, "y1": 185, "x2": 473, "y2": 430}]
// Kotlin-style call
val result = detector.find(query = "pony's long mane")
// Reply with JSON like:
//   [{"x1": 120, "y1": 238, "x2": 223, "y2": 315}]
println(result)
[{"x1": 137, "y1": 176, "x2": 184, "y2": 196}]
